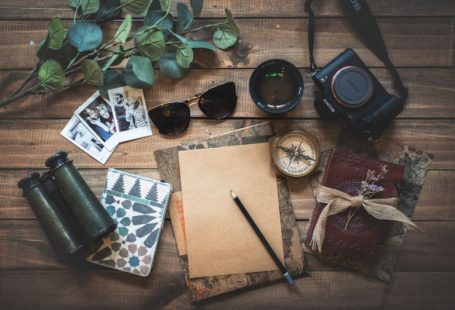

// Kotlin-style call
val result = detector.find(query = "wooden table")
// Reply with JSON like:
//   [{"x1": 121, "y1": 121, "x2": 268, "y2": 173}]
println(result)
[{"x1": 0, "y1": 1, "x2": 454, "y2": 308}]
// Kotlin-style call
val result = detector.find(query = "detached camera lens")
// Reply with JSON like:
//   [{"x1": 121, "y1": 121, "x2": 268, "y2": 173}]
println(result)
[
  {"x1": 331, "y1": 66, "x2": 373, "y2": 108},
  {"x1": 249, "y1": 59, "x2": 303, "y2": 114}
]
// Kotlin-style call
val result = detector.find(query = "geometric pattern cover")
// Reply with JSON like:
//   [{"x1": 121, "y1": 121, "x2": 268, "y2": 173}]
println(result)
[{"x1": 87, "y1": 169, "x2": 172, "y2": 277}]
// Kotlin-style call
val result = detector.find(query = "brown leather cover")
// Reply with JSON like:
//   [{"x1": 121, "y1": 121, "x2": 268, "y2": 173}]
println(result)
[{"x1": 306, "y1": 148, "x2": 405, "y2": 274}]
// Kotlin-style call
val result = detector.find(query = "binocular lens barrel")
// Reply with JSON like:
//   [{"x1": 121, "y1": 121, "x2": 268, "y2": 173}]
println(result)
[
  {"x1": 18, "y1": 173, "x2": 87, "y2": 259},
  {"x1": 45, "y1": 151, "x2": 116, "y2": 242}
]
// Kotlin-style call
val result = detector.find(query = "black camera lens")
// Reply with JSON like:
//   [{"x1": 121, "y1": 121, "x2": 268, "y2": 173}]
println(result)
[
  {"x1": 249, "y1": 59, "x2": 303, "y2": 114},
  {"x1": 331, "y1": 66, "x2": 373, "y2": 108}
]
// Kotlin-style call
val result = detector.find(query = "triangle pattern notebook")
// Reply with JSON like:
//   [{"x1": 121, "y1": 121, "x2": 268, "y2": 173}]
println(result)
[
  {"x1": 87, "y1": 169, "x2": 172, "y2": 276},
  {"x1": 154, "y1": 122, "x2": 305, "y2": 301}
]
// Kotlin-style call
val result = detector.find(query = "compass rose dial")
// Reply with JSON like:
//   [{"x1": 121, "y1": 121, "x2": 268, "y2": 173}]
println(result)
[{"x1": 270, "y1": 129, "x2": 320, "y2": 178}]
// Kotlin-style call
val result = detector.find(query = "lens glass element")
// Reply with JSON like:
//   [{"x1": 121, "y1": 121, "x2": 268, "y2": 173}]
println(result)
[{"x1": 249, "y1": 59, "x2": 303, "y2": 114}]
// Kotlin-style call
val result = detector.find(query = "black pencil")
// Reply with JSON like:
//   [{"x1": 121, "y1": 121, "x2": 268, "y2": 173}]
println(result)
[{"x1": 230, "y1": 190, "x2": 295, "y2": 285}]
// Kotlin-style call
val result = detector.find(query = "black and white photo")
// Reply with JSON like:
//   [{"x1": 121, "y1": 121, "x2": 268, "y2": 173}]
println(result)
[
  {"x1": 108, "y1": 86, "x2": 153, "y2": 142},
  {"x1": 74, "y1": 91, "x2": 119, "y2": 151},
  {"x1": 61, "y1": 116, "x2": 113, "y2": 164}
]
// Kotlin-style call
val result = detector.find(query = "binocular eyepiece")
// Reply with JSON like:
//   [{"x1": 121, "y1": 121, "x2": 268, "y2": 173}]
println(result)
[{"x1": 18, "y1": 151, "x2": 116, "y2": 260}]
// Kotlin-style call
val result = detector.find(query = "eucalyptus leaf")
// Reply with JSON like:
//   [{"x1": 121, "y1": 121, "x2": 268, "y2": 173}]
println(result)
[
  {"x1": 99, "y1": 70, "x2": 126, "y2": 98},
  {"x1": 82, "y1": 59, "x2": 103, "y2": 86},
  {"x1": 225, "y1": 8, "x2": 240, "y2": 35},
  {"x1": 134, "y1": 27, "x2": 165, "y2": 61},
  {"x1": 124, "y1": 56, "x2": 155, "y2": 88},
  {"x1": 68, "y1": 21, "x2": 103, "y2": 52},
  {"x1": 160, "y1": 0, "x2": 171, "y2": 11},
  {"x1": 120, "y1": 0, "x2": 152, "y2": 15},
  {"x1": 213, "y1": 27, "x2": 238, "y2": 49},
  {"x1": 176, "y1": 3, "x2": 193, "y2": 33},
  {"x1": 94, "y1": 0, "x2": 122, "y2": 22},
  {"x1": 187, "y1": 40, "x2": 216, "y2": 51},
  {"x1": 48, "y1": 18, "x2": 65, "y2": 51},
  {"x1": 114, "y1": 14, "x2": 132, "y2": 44},
  {"x1": 38, "y1": 59, "x2": 65, "y2": 91},
  {"x1": 144, "y1": 10, "x2": 173, "y2": 37},
  {"x1": 190, "y1": 0, "x2": 203, "y2": 14},
  {"x1": 176, "y1": 44, "x2": 193, "y2": 68},
  {"x1": 68, "y1": 0, "x2": 100, "y2": 15},
  {"x1": 159, "y1": 52, "x2": 189, "y2": 79}
]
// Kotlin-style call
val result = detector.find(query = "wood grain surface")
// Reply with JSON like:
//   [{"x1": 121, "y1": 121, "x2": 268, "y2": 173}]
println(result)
[{"x1": 0, "y1": 0, "x2": 454, "y2": 309}]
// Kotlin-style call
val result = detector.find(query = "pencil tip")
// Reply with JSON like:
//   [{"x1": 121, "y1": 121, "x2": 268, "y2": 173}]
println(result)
[{"x1": 230, "y1": 190, "x2": 237, "y2": 199}]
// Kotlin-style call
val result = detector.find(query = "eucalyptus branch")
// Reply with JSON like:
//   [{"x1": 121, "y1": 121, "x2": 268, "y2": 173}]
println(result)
[{"x1": 0, "y1": 0, "x2": 240, "y2": 109}]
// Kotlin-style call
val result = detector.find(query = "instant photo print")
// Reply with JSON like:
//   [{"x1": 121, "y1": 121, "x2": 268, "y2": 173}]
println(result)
[
  {"x1": 74, "y1": 91, "x2": 120, "y2": 151},
  {"x1": 61, "y1": 116, "x2": 113, "y2": 164},
  {"x1": 108, "y1": 86, "x2": 153, "y2": 143}
]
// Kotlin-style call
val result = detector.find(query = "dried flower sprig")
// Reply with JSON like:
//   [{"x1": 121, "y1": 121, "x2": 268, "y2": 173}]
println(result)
[{"x1": 344, "y1": 165, "x2": 388, "y2": 230}]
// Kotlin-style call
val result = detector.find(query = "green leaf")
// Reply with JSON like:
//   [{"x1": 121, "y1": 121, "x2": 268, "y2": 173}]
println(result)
[
  {"x1": 47, "y1": 18, "x2": 65, "y2": 51},
  {"x1": 159, "y1": 52, "x2": 189, "y2": 79},
  {"x1": 81, "y1": 59, "x2": 103, "y2": 86},
  {"x1": 134, "y1": 27, "x2": 165, "y2": 61},
  {"x1": 225, "y1": 8, "x2": 240, "y2": 35},
  {"x1": 213, "y1": 27, "x2": 238, "y2": 49},
  {"x1": 176, "y1": 44, "x2": 193, "y2": 68},
  {"x1": 190, "y1": 0, "x2": 203, "y2": 14},
  {"x1": 176, "y1": 3, "x2": 193, "y2": 33},
  {"x1": 38, "y1": 59, "x2": 65, "y2": 91},
  {"x1": 124, "y1": 55, "x2": 155, "y2": 88},
  {"x1": 68, "y1": 0, "x2": 100, "y2": 15},
  {"x1": 120, "y1": 0, "x2": 153, "y2": 15},
  {"x1": 103, "y1": 45, "x2": 125, "y2": 70},
  {"x1": 160, "y1": 0, "x2": 171, "y2": 11},
  {"x1": 99, "y1": 70, "x2": 126, "y2": 98},
  {"x1": 187, "y1": 40, "x2": 216, "y2": 51},
  {"x1": 114, "y1": 15, "x2": 132, "y2": 44},
  {"x1": 95, "y1": 0, "x2": 122, "y2": 22},
  {"x1": 68, "y1": 21, "x2": 103, "y2": 52},
  {"x1": 144, "y1": 10, "x2": 173, "y2": 37}
]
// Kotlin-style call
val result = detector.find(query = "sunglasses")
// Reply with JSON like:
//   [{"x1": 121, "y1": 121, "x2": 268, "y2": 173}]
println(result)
[{"x1": 148, "y1": 82, "x2": 237, "y2": 136}]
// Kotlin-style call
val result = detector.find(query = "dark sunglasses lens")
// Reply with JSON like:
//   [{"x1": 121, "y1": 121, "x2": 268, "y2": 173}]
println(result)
[
  {"x1": 148, "y1": 102, "x2": 190, "y2": 136},
  {"x1": 198, "y1": 82, "x2": 237, "y2": 119}
]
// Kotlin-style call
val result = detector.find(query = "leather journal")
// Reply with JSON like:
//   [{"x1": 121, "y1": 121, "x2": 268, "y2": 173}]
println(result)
[{"x1": 306, "y1": 148, "x2": 405, "y2": 275}]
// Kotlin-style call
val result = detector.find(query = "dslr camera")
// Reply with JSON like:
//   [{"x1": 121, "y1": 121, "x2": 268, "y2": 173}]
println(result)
[{"x1": 312, "y1": 48, "x2": 404, "y2": 141}]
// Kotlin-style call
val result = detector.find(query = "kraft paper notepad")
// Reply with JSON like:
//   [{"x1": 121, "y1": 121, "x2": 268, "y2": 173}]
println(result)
[{"x1": 179, "y1": 143, "x2": 284, "y2": 278}]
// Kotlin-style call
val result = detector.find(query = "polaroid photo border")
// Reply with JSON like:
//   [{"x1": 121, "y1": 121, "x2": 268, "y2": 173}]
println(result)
[
  {"x1": 108, "y1": 86, "x2": 153, "y2": 143},
  {"x1": 60, "y1": 115, "x2": 113, "y2": 164}
]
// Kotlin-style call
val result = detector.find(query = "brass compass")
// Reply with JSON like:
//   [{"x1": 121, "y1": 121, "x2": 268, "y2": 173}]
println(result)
[{"x1": 269, "y1": 128, "x2": 320, "y2": 178}]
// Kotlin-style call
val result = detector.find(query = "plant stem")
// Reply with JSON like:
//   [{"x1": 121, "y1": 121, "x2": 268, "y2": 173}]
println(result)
[
  {"x1": 182, "y1": 22, "x2": 226, "y2": 34},
  {"x1": 11, "y1": 67, "x2": 38, "y2": 96}
]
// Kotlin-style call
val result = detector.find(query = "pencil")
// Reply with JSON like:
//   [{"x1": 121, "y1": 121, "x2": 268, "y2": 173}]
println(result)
[{"x1": 230, "y1": 190, "x2": 295, "y2": 285}]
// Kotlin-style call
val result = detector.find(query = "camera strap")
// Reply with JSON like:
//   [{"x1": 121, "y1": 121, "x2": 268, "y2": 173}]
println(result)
[{"x1": 304, "y1": 0, "x2": 408, "y2": 103}]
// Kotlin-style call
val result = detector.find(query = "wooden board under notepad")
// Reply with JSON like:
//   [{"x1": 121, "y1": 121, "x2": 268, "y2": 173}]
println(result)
[{"x1": 154, "y1": 122, "x2": 305, "y2": 301}]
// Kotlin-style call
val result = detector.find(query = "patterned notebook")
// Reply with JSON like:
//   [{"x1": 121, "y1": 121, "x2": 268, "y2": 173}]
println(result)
[{"x1": 87, "y1": 169, "x2": 172, "y2": 276}]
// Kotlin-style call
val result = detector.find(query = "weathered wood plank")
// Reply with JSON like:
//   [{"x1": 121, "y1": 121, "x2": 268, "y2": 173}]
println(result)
[
  {"x1": 0, "y1": 17, "x2": 452, "y2": 70},
  {"x1": 0, "y1": 269, "x2": 454, "y2": 309},
  {"x1": 2, "y1": 67, "x2": 454, "y2": 119},
  {"x1": 1, "y1": 220, "x2": 454, "y2": 273},
  {"x1": 0, "y1": 119, "x2": 451, "y2": 169},
  {"x1": 0, "y1": 0, "x2": 454, "y2": 19},
  {"x1": 1, "y1": 169, "x2": 452, "y2": 220}
]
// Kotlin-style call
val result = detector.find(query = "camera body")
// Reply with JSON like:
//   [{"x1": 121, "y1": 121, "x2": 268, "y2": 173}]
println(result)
[{"x1": 312, "y1": 48, "x2": 403, "y2": 140}]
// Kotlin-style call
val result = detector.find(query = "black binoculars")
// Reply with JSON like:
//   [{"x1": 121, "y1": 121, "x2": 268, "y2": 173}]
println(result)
[{"x1": 18, "y1": 151, "x2": 116, "y2": 260}]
